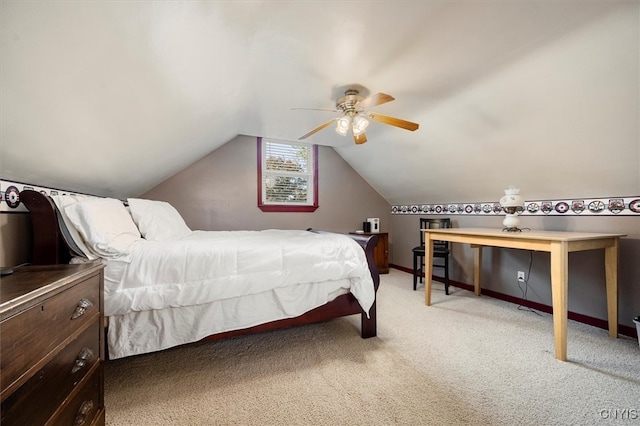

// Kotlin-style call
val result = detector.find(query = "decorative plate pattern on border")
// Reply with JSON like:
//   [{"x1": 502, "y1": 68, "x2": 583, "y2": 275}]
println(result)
[
  {"x1": 608, "y1": 199, "x2": 624, "y2": 214},
  {"x1": 588, "y1": 200, "x2": 605, "y2": 214},
  {"x1": 391, "y1": 195, "x2": 640, "y2": 216},
  {"x1": 4, "y1": 186, "x2": 20, "y2": 208},
  {"x1": 571, "y1": 200, "x2": 585, "y2": 214}
]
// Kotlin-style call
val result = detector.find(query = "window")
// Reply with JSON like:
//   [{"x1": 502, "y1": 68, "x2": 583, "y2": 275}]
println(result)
[{"x1": 258, "y1": 137, "x2": 318, "y2": 212}]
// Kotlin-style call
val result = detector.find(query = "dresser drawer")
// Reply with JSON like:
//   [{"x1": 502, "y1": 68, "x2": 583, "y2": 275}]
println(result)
[
  {"x1": 1, "y1": 320, "x2": 100, "y2": 425},
  {"x1": 47, "y1": 365, "x2": 103, "y2": 426},
  {"x1": 1, "y1": 274, "x2": 100, "y2": 397}
]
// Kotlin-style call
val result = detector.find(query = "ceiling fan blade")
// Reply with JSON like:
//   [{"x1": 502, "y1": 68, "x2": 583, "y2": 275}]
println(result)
[
  {"x1": 367, "y1": 112, "x2": 419, "y2": 131},
  {"x1": 298, "y1": 119, "x2": 335, "y2": 140},
  {"x1": 359, "y1": 93, "x2": 395, "y2": 109},
  {"x1": 353, "y1": 132, "x2": 367, "y2": 145}
]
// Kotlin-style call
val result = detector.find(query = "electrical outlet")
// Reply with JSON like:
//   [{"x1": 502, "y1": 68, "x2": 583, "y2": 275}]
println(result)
[{"x1": 517, "y1": 271, "x2": 526, "y2": 282}]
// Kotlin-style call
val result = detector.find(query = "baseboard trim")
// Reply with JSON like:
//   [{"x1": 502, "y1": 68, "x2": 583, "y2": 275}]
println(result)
[{"x1": 389, "y1": 264, "x2": 637, "y2": 339}]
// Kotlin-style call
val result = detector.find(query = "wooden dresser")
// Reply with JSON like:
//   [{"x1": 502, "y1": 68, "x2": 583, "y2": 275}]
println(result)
[
  {"x1": 350, "y1": 232, "x2": 389, "y2": 274},
  {"x1": 1, "y1": 263, "x2": 105, "y2": 426}
]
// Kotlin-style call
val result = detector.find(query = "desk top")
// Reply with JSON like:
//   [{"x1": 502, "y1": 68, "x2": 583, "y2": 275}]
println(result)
[{"x1": 421, "y1": 227, "x2": 626, "y2": 242}]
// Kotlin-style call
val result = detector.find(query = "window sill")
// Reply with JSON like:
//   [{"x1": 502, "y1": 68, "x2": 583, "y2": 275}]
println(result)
[{"x1": 258, "y1": 204, "x2": 319, "y2": 213}]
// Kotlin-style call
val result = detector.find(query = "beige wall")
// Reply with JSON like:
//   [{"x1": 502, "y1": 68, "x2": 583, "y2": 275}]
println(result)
[
  {"x1": 143, "y1": 135, "x2": 392, "y2": 235},
  {"x1": 391, "y1": 213, "x2": 639, "y2": 329},
  {"x1": 0, "y1": 213, "x2": 31, "y2": 268}
]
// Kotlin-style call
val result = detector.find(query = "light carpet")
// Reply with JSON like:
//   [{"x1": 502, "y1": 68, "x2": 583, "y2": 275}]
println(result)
[{"x1": 105, "y1": 269, "x2": 640, "y2": 425}]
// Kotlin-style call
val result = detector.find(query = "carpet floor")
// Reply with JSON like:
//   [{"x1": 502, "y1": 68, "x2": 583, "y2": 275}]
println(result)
[{"x1": 104, "y1": 269, "x2": 640, "y2": 425}]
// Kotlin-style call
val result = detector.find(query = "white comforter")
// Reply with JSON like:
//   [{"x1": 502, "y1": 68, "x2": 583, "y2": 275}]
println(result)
[{"x1": 103, "y1": 229, "x2": 375, "y2": 318}]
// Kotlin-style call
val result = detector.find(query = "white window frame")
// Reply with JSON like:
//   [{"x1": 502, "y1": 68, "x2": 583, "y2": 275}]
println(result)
[{"x1": 257, "y1": 137, "x2": 318, "y2": 212}]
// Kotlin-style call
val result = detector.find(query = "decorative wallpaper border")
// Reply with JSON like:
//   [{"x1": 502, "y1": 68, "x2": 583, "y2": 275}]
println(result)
[
  {"x1": 0, "y1": 178, "x2": 89, "y2": 213},
  {"x1": 3, "y1": 178, "x2": 639, "y2": 217},
  {"x1": 392, "y1": 196, "x2": 640, "y2": 216}
]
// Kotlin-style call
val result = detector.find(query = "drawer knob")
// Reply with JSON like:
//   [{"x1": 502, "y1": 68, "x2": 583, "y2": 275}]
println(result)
[
  {"x1": 74, "y1": 400, "x2": 94, "y2": 426},
  {"x1": 71, "y1": 298, "x2": 93, "y2": 319},
  {"x1": 71, "y1": 347, "x2": 95, "y2": 374}
]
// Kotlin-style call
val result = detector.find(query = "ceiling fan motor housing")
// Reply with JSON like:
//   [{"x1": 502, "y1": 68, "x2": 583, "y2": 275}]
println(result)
[{"x1": 336, "y1": 89, "x2": 365, "y2": 114}]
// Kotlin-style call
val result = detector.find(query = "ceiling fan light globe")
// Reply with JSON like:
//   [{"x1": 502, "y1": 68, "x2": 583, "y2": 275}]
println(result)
[
  {"x1": 336, "y1": 116, "x2": 351, "y2": 130},
  {"x1": 335, "y1": 126, "x2": 348, "y2": 136},
  {"x1": 352, "y1": 115, "x2": 369, "y2": 134}
]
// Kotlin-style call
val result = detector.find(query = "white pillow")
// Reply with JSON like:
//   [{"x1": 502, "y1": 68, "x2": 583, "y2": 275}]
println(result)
[
  {"x1": 127, "y1": 198, "x2": 192, "y2": 241},
  {"x1": 51, "y1": 194, "x2": 98, "y2": 260},
  {"x1": 65, "y1": 197, "x2": 141, "y2": 259}
]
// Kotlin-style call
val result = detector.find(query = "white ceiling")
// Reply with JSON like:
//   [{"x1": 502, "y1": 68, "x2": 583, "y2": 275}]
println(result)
[{"x1": 1, "y1": 1, "x2": 638, "y2": 203}]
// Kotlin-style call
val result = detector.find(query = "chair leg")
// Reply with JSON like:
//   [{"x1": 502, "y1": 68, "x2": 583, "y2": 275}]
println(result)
[
  {"x1": 413, "y1": 253, "x2": 418, "y2": 291},
  {"x1": 444, "y1": 257, "x2": 450, "y2": 295}
]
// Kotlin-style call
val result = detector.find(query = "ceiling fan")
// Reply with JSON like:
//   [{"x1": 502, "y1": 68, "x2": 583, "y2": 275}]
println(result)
[{"x1": 294, "y1": 89, "x2": 419, "y2": 145}]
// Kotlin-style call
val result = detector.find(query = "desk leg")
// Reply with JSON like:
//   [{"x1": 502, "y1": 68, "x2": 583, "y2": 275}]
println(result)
[
  {"x1": 425, "y1": 237, "x2": 434, "y2": 306},
  {"x1": 605, "y1": 239, "x2": 619, "y2": 338},
  {"x1": 550, "y1": 241, "x2": 569, "y2": 361},
  {"x1": 473, "y1": 245, "x2": 482, "y2": 296}
]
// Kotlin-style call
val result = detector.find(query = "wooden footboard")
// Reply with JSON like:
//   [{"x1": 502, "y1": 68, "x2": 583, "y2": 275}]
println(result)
[
  {"x1": 308, "y1": 228, "x2": 379, "y2": 338},
  {"x1": 19, "y1": 189, "x2": 380, "y2": 342}
]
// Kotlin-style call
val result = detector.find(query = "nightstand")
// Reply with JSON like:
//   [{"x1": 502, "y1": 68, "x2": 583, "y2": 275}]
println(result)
[{"x1": 350, "y1": 232, "x2": 389, "y2": 274}]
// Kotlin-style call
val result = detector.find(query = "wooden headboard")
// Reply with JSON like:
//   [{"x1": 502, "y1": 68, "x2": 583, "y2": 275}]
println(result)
[{"x1": 20, "y1": 190, "x2": 72, "y2": 265}]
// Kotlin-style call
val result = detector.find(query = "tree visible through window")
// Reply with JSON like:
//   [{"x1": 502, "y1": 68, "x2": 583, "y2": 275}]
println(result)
[{"x1": 258, "y1": 137, "x2": 318, "y2": 212}]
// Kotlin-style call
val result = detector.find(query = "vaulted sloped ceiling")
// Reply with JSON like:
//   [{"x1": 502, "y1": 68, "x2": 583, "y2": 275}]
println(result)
[{"x1": 1, "y1": 1, "x2": 638, "y2": 203}]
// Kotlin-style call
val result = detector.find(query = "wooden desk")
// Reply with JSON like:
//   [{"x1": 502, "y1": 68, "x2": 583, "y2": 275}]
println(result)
[{"x1": 422, "y1": 228, "x2": 625, "y2": 361}]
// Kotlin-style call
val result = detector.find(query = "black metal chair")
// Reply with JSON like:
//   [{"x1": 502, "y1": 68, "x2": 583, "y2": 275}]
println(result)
[{"x1": 412, "y1": 218, "x2": 451, "y2": 293}]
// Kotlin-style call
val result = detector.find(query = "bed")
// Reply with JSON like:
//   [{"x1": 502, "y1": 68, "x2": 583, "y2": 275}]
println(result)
[{"x1": 19, "y1": 190, "x2": 380, "y2": 359}]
